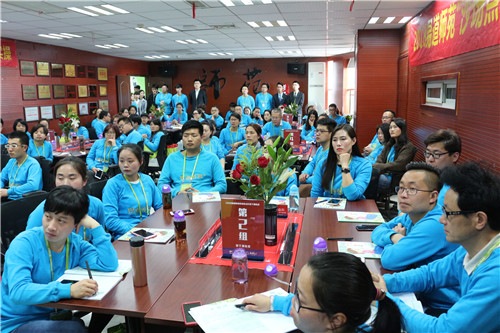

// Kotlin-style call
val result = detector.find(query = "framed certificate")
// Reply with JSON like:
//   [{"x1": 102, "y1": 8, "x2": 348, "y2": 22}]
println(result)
[
  {"x1": 67, "y1": 103, "x2": 77, "y2": 116},
  {"x1": 54, "y1": 104, "x2": 66, "y2": 118},
  {"x1": 37, "y1": 84, "x2": 51, "y2": 99},
  {"x1": 51, "y1": 63, "x2": 64, "y2": 77},
  {"x1": 40, "y1": 105, "x2": 54, "y2": 119},
  {"x1": 66, "y1": 85, "x2": 77, "y2": 98},
  {"x1": 79, "y1": 102, "x2": 89, "y2": 115},
  {"x1": 36, "y1": 61, "x2": 50, "y2": 76},
  {"x1": 87, "y1": 66, "x2": 97, "y2": 79},
  {"x1": 88, "y1": 84, "x2": 97, "y2": 97},
  {"x1": 78, "y1": 85, "x2": 88, "y2": 98},
  {"x1": 98, "y1": 99, "x2": 109, "y2": 111},
  {"x1": 22, "y1": 85, "x2": 37, "y2": 100},
  {"x1": 24, "y1": 106, "x2": 39, "y2": 122},
  {"x1": 97, "y1": 67, "x2": 108, "y2": 81},
  {"x1": 20, "y1": 60, "x2": 35, "y2": 76},
  {"x1": 99, "y1": 84, "x2": 107, "y2": 97},
  {"x1": 89, "y1": 102, "x2": 98, "y2": 113},
  {"x1": 76, "y1": 65, "x2": 86, "y2": 78},
  {"x1": 65, "y1": 64, "x2": 76, "y2": 77},
  {"x1": 53, "y1": 84, "x2": 66, "y2": 99}
]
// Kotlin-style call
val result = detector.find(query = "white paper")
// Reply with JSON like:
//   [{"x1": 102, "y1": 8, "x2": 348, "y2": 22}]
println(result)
[
  {"x1": 192, "y1": 191, "x2": 221, "y2": 203},
  {"x1": 392, "y1": 292, "x2": 424, "y2": 313},
  {"x1": 24, "y1": 106, "x2": 39, "y2": 122},
  {"x1": 40, "y1": 105, "x2": 53, "y2": 119},
  {"x1": 79, "y1": 102, "x2": 89, "y2": 115},
  {"x1": 189, "y1": 288, "x2": 297, "y2": 333}
]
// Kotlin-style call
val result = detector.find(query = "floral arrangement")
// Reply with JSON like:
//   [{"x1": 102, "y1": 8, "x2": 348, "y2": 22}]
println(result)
[
  {"x1": 229, "y1": 136, "x2": 299, "y2": 205},
  {"x1": 281, "y1": 102, "x2": 299, "y2": 116},
  {"x1": 58, "y1": 110, "x2": 80, "y2": 135},
  {"x1": 150, "y1": 103, "x2": 166, "y2": 119}
]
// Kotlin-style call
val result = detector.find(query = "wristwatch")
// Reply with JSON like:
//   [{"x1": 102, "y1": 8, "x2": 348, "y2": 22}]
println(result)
[{"x1": 341, "y1": 168, "x2": 351, "y2": 174}]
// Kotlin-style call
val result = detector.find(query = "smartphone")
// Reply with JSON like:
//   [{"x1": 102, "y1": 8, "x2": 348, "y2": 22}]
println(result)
[
  {"x1": 131, "y1": 229, "x2": 157, "y2": 239},
  {"x1": 182, "y1": 301, "x2": 202, "y2": 326},
  {"x1": 60, "y1": 279, "x2": 79, "y2": 284},
  {"x1": 94, "y1": 169, "x2": 103, "y2": 180},
  {"x1": 169, "y1": 209, "x2": 195, "y2": 216},
  {"x1": 328, "y1": 198, "x2": 342, "y2": 205},
  {"x1": 356, "y1": 224, "x2": 377, "y2": 231}
]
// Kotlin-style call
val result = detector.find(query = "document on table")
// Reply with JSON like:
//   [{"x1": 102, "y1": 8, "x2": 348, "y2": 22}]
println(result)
[
  {"x1": 337, "y1": 211, "x2": 385, "y2": 223},
  {"x1": 313, "y1": 197, "x2": 347, "y2": 210},
  {"x1": 189, "y1": 288, "x2": 297, "y2": 333},
  {"x1": 192, "y1": 191, "x2": 221, "y2": 203},
  {"x1": 338, "y1": 241, "x2": 382, "y2": 259}
]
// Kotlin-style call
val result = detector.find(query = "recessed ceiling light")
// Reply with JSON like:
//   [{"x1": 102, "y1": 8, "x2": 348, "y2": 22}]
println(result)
[
  {"x1": 209, "y1": 53, "x2": 218, "y2": 56},
  {"x1": 1, "y1": 20, "x2": 8, "y2": 23},
  {"x1": 217, "y1": 52, "x2": 226, "y2": 55},
  {"x1": 161, "y1": 26, "x2": 179, "y2": 32},
  {"x1": 277, "y1": 20, "x2": 287, "y2": 27},
  {"x1": 95, "y1": 45, "x2": 111, "y2": 49},
  {"x1": 103, "y1": 44, "x2": 120, "y2": 48},
  {"x1": 176, "y1": 40, "x2": 189, "y2": 44},
  {"x1": 114, "y1": 44, "x2": 129, "y2": 48},
  {"x1": 247, "y1": 21, "x2": 259, "y2": 28},
  {"x1": 399, "y1": 16, "x2": 412, "y2": 24},
  {"x1": 59, "y1": 33, "x2": 82, "y2": 38},
  {"x1": 265, "y1": 36, "x2": 274, "y2": 42},
  {"x1": 384, "y1": 17, "x2": 395, "y2": 24},
  {"x1": 226, "y1": 52, "x2": 233, "y2": 55},
  {"x1": 241, "y1": 0, "x2": 253, "y2": 5},
  {"x1": 262, "y1": 21, "x2": 273, "y2": 27},
  {"x1": 101, "y1": 4, "x2": 130, "y2": 14},
  {"x1": 262, "y1": 0, "x2": 272, "y2": 3},
  {"x1": 135, "y1": 27, "x2": 154, "y2": 34},
  {"x1": 84, "y1": 6, "x2": 113, "y2": 15},
  {"x1": 288, "y1": 36, "x2": 296, "y2": 41},
  {"x1": 148, "y1": 27, "x2": 165, "y2": 33},
  {"x1": 220, "y1": 0, "x2": 235, "y2": 7},
  {"x1": 197, "y1": 39, "x2": 208, "y2": 44},
  {"x1": 144, "y1": 56, "x2": 154, "y2": 59},
  {"x1": 276, "y1": 36, "x2": 284, "y2": 41},
  {"x1": 39, "y1": 34, "x2": 63, "y2": 40},
  {"x1": 368, "y1": 17, "x2": 379, "y2": 24},
  {"x1": 49, "y1": 33, "x2": 71, "y2": 38},
  {"x1": 186, "y1": 39, "x2": 198, "y2": 44},
  {"x1": 67, "y1": 7, "x2": 98, "y2": 17},
  {"x1": 160, "y1": 55, "x2": 170, "y2": 58}
]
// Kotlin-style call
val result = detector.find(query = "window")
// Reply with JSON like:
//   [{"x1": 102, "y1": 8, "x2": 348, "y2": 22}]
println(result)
[{"x1": 425, "y1": 79, "x2": 457, "y2": 109}]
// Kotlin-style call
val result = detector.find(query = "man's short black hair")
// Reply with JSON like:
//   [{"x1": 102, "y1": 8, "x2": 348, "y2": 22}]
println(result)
[
  {"x1": 406, "y1": 162, "x2": 442, "y2": 192},
  {"x1": 129, "y1": 114, "x2": 141, "y2": 125},
  {"x1": 261, "y1": 83, "x2": 269, "y2": 89},
  {"x1": 152, "y1": 84, "x2": 159, "y2": 89},
  {"x1": 118, "y1": 116, "x2": 131, "y2": 125},
  {"x1": 134, "y1": 85, "x2": 141, "y2": 90},
  {"x1": 175, "y1": 83, "x2": 182, "y2": 89},
  {"x1": 293, "y1": 80, "x2": 300, "y2": 85},
  {"x1": 134, "y1": 91, "x2": 140, "y2": 96},
  {"x1": 99, "y1": 111, "x2": 109, "y2": 119},
  {"x1": 441, "y1": 162, "x2": 500, "y2": 230},
  {"x1": 140, "y1": 113, "x2": 149, "y2": 118},
  {"x1": 193, "y1": 79, "x2": 201, "y2": 84},
  {"x1": 8, "y1": 131, "x2": 29, "y2": 146},
  {"x1": 181, "y1": 120, "x2": 203, "y2": 136},
  {"x1": 384, "y1": 109, "x2": 396, "y2": 117},
  {"x1": 317, "y1": 117, "x2": 336, "y2": 132},
  {"x1": 229, "y1": 113, "x2": 241, "y2": 121},
  {"x1": 424, "y1": 129, "x2": 462, "y2": 155},
  {"x1": 229, "y1": 102, "x2": 236, "y2": 108},
  {"x1": 44, "y1": 186, "x2": 89, "y2": 225}
]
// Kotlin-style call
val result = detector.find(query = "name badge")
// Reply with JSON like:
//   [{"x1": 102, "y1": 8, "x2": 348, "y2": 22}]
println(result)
[{"x1": 181, "y1": 183, "x2": 192, "y2": 191}]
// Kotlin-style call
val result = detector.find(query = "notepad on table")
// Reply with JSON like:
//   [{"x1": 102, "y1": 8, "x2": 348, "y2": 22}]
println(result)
[
  {"x1": 56, "y1": 260, "x2": 132, "y2": 300},
  {"x1": 313, "y1": 197, "x2": 347, "y2": 210},
  {"x1": 338, "y1": 241, "x2": 382, "y2": 259},
  {"x1": 192, "y1": 191, "x2": 221, "y2": 203},
  {"x1": 117, "y1": 228, "x2": 175, "y2": 243},
  {"x1": 337, "y1": 211, "x2": 385, "y2": 223}
]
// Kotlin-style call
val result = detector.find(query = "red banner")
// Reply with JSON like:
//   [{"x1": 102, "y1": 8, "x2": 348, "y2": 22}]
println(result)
[
  {"x1": 1, "y1": 39, "x2": 17, "y2": 67},
  {"x1": 409, "y1": 0, "x2": 500, "y2": 67}
]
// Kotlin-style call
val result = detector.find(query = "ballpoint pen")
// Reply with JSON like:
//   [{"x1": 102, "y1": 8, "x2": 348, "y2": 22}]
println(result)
[{"x1": 327, "y1": 237, "x2": 353, "y2": 241}]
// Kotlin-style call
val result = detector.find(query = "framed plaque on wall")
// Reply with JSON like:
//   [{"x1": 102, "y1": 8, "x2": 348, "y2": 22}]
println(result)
[
  {"x1": 53, "y1": 84, "x2": 66, "y2": 99},
  {"x1": 97, "y1": 67, "x2": 108, "y2": 81},
  {"x1": 98, "y1": 99, "x2": 109, "y2": 111},
  {"x1": 37, "y1": 84, "x2": 51, "y2": 99},
  {"x1": 78, "y1": 85, "x2": 88, "y2": 98},
  {"x1": 65, "y1": 64, "x2": 76, "y2": 78},
  {"x1": 24, "y1": 106, "x2": 39, "y2": 122},
  {"x1": 20, "y1": 60, "x2": 35, "y2": 76},
  {"x1": 36, "y1": 61, "x2": 50, "y2": 76},
  {"x1": 51, "y1": 63, "x2": 64, "y2": 77},
  {"x1": 40, "y1": 105, "x2": 54, "y2": 119},
  {"x1": 22, "y1": 85, "x2": 37, "y2": 100},
  {"x1": 54, "y1": 104, "x2": 66, "y2": 118},
  {"x1": 66, "y1": 85, "x2": 77, "y2": 98}
]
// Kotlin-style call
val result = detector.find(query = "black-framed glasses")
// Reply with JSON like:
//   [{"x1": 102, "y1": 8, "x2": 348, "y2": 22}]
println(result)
[
  {"x1": 395, "y1": 186, "x2": 435, "y2": 196},
  {"x1": 315, "y1": 129, "x2": 331, "y2": 134},
  {"x1": 423, "y1": 151, "x2": 450, "y2": 159},
  {"x1": 441, "y1": 206, "x2": 476, "y2": 218},
  {"x1": 293, "y1": 283, "x2": 324, "y2": 314}
]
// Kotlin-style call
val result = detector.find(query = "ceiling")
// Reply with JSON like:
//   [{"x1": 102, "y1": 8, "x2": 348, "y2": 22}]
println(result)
[{"x1": 1, "y1": 0, "x2": 432, "y2": 61}]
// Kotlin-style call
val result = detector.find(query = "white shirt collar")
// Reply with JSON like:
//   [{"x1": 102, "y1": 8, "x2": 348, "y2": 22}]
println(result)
[{"x1": 463, "y1": 232, "x2": 500, "y2": 275}]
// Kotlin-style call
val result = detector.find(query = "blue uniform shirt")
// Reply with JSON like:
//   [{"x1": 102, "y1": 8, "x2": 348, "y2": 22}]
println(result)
[
  {"x1": 86, "y1": 139, "x2": 119, "y2": 171},
  {"x1": 27, "y1": 140, "x2": 53, "y2": 162},
  {"x1": 93, "y1": 120, "x2": 108, "y2": 137},
  {"x1": 77, "y1": 126, "x2": 89, "y2": 139},
  {"x1": 155, "y1": 92, "x2": 173, "y2": 116},
  {"x1": 0, "y1": 156, "x2": 43, "y2": 199},
  {"x1": 262, "y1": 121, "x2": 292, "y2": 138},
  {"x1": 300, "y1": 126, "x2": 316, "y2": 142},
  {"x1": 1, "y1": 133, "x2": 7, "y2": 144},
  {"x1": 237, "y1": 95, "x2": 255, "y2": 111},
  {"x1": 201, "y1": 138, "x2": 225, "y2": 160},
  {"x1": 219, "y1": 127, "x2": 246, "y2": 155},
  {"x1": 208, "y1": 115, "x2": 224, "y2": 130},
  {"x1": 169, "y1": 112, "x2": 188, "y2": 124},
  {"x1": 301, "y1": 146, "x2": 329, "y2": 184},
  {"x1": 255, "y1": 92, "x2": 272, "y2": 113},
  {"x1": 171, "y1": 93, "x2": 189, "y2": 112},
  {"x1": 137, "y1": 124, "x2": 151, "y2": 139},
  {"x1": 119, "y1": 129, "x2": 143, "y2": 145},
  {"x1": 143, "y1": 132, "x2": 165, "y2": 154}
]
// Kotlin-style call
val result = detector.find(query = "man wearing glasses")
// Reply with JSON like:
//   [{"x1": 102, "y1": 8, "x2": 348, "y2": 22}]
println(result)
[
  {"x1": 371, "y1": 162, "x2": 459, "y2": 315},
  {"x1": 373, "y1": 161, "x2": 500, "y2": 332},
  {"x1": 0, "y1": 132, "x2": 42, "y2": 200},
  {"x1": 117, "y1": 116, "x2": 143, "y2": 145},
  {"x1": 424, "y1": 129, "x2": 461, "y2": 206},
  {"x1": 261, "y1": 108, "x2": 292, "y2": 138}
]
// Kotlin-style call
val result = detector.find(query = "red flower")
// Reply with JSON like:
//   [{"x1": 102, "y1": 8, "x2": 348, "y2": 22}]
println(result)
[
  {"x1": 258, "y1": 156, "x2": 269, "y2": 168},
  {"x1": 65, "y1": 117, "x2": 71, "y2": 122},
  {"x1": 250, "y1": 175, "x2": 260, "y2": 185},
  {"x1": 282, "y1": 104, "x2": 287, "y2": 108},
  {"x1": 235, "y1": 163, "x2": 244, "y2": 173},
  {"x1": 232, "y1": 169, "x2": 242, "y2": 180}
]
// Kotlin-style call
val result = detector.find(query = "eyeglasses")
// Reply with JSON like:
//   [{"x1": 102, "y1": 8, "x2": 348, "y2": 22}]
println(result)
[
  {"x1": 5, "y1": 144, "x2": 25, "y2": 149},
  {"x1": 315, "y1": 130, "x2": 331, "y2": 134},
  {"x1": 395, "y1": 186, "x2": 435, "y2": 196},
  {"x1": 293, "y1": 283, "x2": 324, "y2": 314},
  {"x1": 381, "y1": 116, "x2": 392, "y2": 120},
  {"x1": 441, "y1": 206, "x2": 476, "y2": 218},
  {"x1": 423, "y1": 151, "x2": 449, "y2": 159}
]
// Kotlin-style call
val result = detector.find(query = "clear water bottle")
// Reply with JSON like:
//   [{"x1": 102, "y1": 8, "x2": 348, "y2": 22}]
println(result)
[
  {"x1": 173, "y1": 210, "x2": 187, "y2": 244},
  {"x1": 312, "y1": 237, "x2": 328, "y2": 256},
  {"x1": 232, "y1": 248, "x2": 248, "y2": 284},
  {"x1": 289, "y1": 184, "x2": 299, "y2": 213},
  {"x1": 162, "y1": 185, "x2": 172, "y2": 210}
]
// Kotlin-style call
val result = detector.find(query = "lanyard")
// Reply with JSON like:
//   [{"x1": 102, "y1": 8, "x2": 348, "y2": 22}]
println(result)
[
  {"x1": 183, "y1": 151, "x2": 200, "y2": 183},
  {"x1": 102, "y1": 144, "x2": 113, "y2": 163},
  {"x1": 330, "y1": 157, "x2": 352, "y2": 195},
  {"x1": 230, "y1": 128, "x2": 238, "y2": 145},
  {"x1": 202, "y1": 141, "x2": 212, "y2": 152},
  {"x1": 273, "y1": 125, "x2": 282, "y2": 136},
  {"x1": 124, "y1": 175, "x2": 149, "y2": 221},
  {"x1": 44, "y1": 236, "x2": 70, "y2": 281},
  {"x1": 9, "y1": 155, "x2": 28, "y2": 185},
  {"x1": 34, "y1": 142, "x2": 45, "y2": 157},
  {"x1": 313, "y1": 148, "x2": 328, "y2": 173},
  {"x1": 471, "y1": 238, "x2": 500, "y2": 274}
]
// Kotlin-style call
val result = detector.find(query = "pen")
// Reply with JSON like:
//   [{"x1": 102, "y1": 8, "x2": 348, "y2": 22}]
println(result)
[
  {"x1": 315, "y1": 199, "x2": 328, "y2": 204},
  {"x1": 85, "y1": 260, "x2": 93, "y2": 280},
  {"x1": 327, "y1": 237, "x2": 353, "y2": 241}
]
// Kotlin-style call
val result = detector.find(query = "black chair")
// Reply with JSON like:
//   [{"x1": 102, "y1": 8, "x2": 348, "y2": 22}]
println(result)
[
  {"x1": 364, "y1": 167, "x2": 380, "y2": 200},
  {"x1": 1, "y1": 153, "x2": 10, "y2": 170},
  {"x1": 88, "y1": 127, "x2": 98, "y2": 140},
  {"x1": 143, "y1": 135, "x2": 168, "y2": 177},
  {"x1": 34, "y1": 156, "x2": 54, "y2": 192},
  {"x1": 1, "y1": 144, "x2": 7, "y2": 155},
  {"x1": 88, "y1": 179, "x2": 108, "y2": 201},
  {"x1": 226, "y1": 179, "x2": 244, "y2": 195}
]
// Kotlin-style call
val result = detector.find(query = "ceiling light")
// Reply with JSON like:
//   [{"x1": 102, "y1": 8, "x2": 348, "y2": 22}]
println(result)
[
  {"x1": 265, "y1": 36, "x2": 273, "y2": 42},
  {"x1": 277, "y1": 20, "x2": 287, "y2": 27},
  {"x1": 39, "y1": 34, "x2": 63, "y2": 40},
  {"x1": 161, "y1": 26, "x2": 179, "y2": 32},
  {"x1": 262, "y1": 0, "x2": 272, "y2": 3},
  {"x1": 47, "y1": 33, "x2": 69, "y2": 38},
  {"x1": 217, "y1": 52, "x2": 225, "y2": 55},
  {"x1": 399, "y1": 16, "x2": 412, "y2": 24},
  {"x1": 114, "y1": 44, "x2": 129, "y2": 48},
  {"x1": 101, "y1": 4, "x2": 130, "y2": 14},
  {"x1": 1, "y1": 20, "x2": 8, "y2": 23},
  {"x1": 148, "y1": 27, "x2": 165, "y2": 33},
  {"x1": 241, "y1": 0, "x2": 253, "y2": 5},
  {"x1": 247, "y1": 21, "x2": 259, "y2": 28},
  {"x1": 95, "y1": 45, "x2": 111, "y2": 49},
  {"x1": 84, "y1": 6, "x2": 114, "y2": 15},
  {"x1": 368, "y1": 17, "x2": 379, "y2": 24},
  {"x1": 160, "y1": 55, "x2": 170, "y2": 58},
  {"x1": 103, "y1": 44, "x2": 120, "y2": 48},
  {"x1": 135, "y1": 27, "x2": 154, "y2": 34},
  {"x1": 196, "y1": 39, "x2": 208, "y2": 43},
  {"x1": 276, "y1": 36, "x2": 284, "y2": 41},
  {"x1": 384, "y1": 17, "x2": 395, "y2": 24},
  {"x1": 226, "y1": 52, "x2": 233, "y2": 55},
  {"x1": 262, "y1": 21, "x2": 273, "y2": 27},
  {"x1": 176, "y1": 40, "x2": 189, "y2": 44},
  {"x1": 220, "y1": 0, "x2": 235, "y2": 7},
  {"x1": 186, "y1": 39, "x2": 198, "y2": 44},
  {"x1": 67, "y1": 7, "x2": 99, "y2": 16},
  {"x1": 59, "y1": 33, "x2": 82, "y2": 38},
  {"x1": 144, "y1": 56, "x2": 154, "y2": 59},
  {"x1": 209, "y1": 53, "x2": 217, "y2": 56},
  {"x1": 288, "y1": 36, "x2": 296, "y2": 41}
]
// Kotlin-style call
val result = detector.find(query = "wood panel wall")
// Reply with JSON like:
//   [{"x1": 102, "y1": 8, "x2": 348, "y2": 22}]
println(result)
[
  {"x1": 1, "y1": 39, "x2": 149, "y2": 135},
  {"x1": 356, "y1": 30, "x2": 401, "y2": 147}
]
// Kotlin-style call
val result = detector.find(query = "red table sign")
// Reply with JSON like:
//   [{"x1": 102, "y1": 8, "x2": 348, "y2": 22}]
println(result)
[
  {"x1": 221, "y1": 198, "x2": 265, "y2": 260},
  {"x1": 282, "y1": 113, "x2": 293, "y2": 124}
]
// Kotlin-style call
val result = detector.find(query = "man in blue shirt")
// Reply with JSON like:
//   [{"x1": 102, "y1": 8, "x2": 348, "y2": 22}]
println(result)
[
  {"x1": 255, "y1": 83, "x2": 272, "y2": 114},
  {"x1": 171, "y1": 83, "x2": 189, "y2": 113},
  {"x1": 373, "y1": 161, "x2": 500, "y2": 332},
  {"x1": 1, "y1": 132, "x2": 43, "y2": 200},
  {"x1": 118, "y1": 117, "x2": 143, "y2": 145},
  {"x1": 262, "y1": 108, "x2": 292, "y2": 138},
  {"x1": 155, "y1": 82, "x2": 173, "y2": 116},
  {"x1": 371, "y1": 162, "x2": 460, "y2": 313},
  {"x1": 130, "y1": 114, "x2": 151, "y2": 139},
  {"x1": 94, "y1": 110, "x2": 111, "y2": 137},
  {"x1": 328, "y1": 103, "x2": 346, "y2": 125}
]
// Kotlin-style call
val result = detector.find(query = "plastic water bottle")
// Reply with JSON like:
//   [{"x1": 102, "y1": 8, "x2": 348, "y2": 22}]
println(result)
[
  {"x1": 173, "y1": 210, "x2": 187, "y2": 244},
  {"x1": 289, "y1": 184, "x2": 299, "y2": 213},
  {"x1": 162, "y1": 185, "x2": 172, "y2": 210},
  {"x1": 232, "y1": 248, "x2": 248, "y2": 284},
  {"x1": 312, "y1": 237, "x2": 328, "y2": 256}
]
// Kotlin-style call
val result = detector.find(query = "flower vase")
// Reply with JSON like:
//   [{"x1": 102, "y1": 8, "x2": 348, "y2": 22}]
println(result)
[
  {"x1": 61, "y1": 130, "x2": 71, "y2": 144},
  {"x1": 264, "y1": 204, "x2": 278, "y2": 246}
]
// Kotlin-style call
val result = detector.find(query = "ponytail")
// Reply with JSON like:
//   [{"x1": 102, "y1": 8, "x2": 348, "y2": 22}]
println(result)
[{"x1": 371, "y1": 297, "x2": 401, "y2": 333}]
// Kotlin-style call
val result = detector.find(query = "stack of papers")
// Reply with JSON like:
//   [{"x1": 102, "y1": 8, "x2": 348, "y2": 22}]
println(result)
[
  {"x1": 117, "y1": 228, "x2": 175, "y2": 243},
  {"x1": 337, "y1": 211, "x2": 385, "y2": 223},
  {"x1": 189, "y1": 288, "x2": 297, "y2": 333},
  {"x1": 337, "y1": 241, "x2": 383, "y2": 259},
  {"x1": 192, "y1": 192, "x2": 221, "y2": 203}
]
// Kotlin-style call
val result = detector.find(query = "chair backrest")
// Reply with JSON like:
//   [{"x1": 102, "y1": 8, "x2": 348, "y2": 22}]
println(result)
[
  {"x1": 1, "y1": 154, "x2": 10, "y2": 170},
  {"x1": 1, "y1": 191, "x2": 49, "y2": 254},
  {"x1": 33, "y1": 156, "x2": 54, "y2": 192},
  {"x1": 1, "y1": 144, "x2": 7, "y2": 155},
  {"x1": 226, "y1": 179, "x2": 245, "y2": 195},
  {"x1": 87, "y1": 127, "x2": 98, "y2": 140},
  {"x1": 88, "y1": 179, "x2": 108, "y2": 201}
]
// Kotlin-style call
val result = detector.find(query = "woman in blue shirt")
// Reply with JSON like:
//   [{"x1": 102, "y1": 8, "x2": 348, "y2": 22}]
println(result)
[
  {"x1": 26, "y1": 157, "x2": 105, "y2": 240},
  {"x1": 219, "y1": 113, "x2": 246, "y2": 155},
  {"x1": 142, "y1": 118, "x2": 165, "y2": 159},
  {"x1": 13, "y1": 118, "x2": 31, "y2": 139},
  {"x1": 169, "y1": 103, "x2": 188, "y2": 125},
  {"x1": 242, "y1": 252, "x2": 401, "y2": 333},
  {"x1": 102, "y1": 144, "x2": 163, "y2": 238},
  {"x1": 237, "y1": 85, "x2": 255, "y2": 112},
  {"x1": 86, "y1": 124, "x2": 120, "y2": 175},
  {"x1": 301, "y1": 110, "x2": 318, "y2": 142},
  {"x1": 263, "y1": 110, "x2": 272, "y2": 126},
  {"x1": 192, "y1": 108, "x2": 206, "y2": 122},
  {"x1": 365, "y1": 123, "x2": 390, "y2": 165},
  {"x1": 250, "y1": 107, "x2": 264, "y2": 126},
  {"x1": 311, "y1": 124, "x2": 372, "y2": 200},
  {"x1": 231, "y1": 123, "x2": 264, "y2": 171},
  {"x1": 27, "y1": 124, "x2": 53, "y2": 162},
  {"x1": 201, "y1": 120, "x2": 225, "y2": 169}
]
